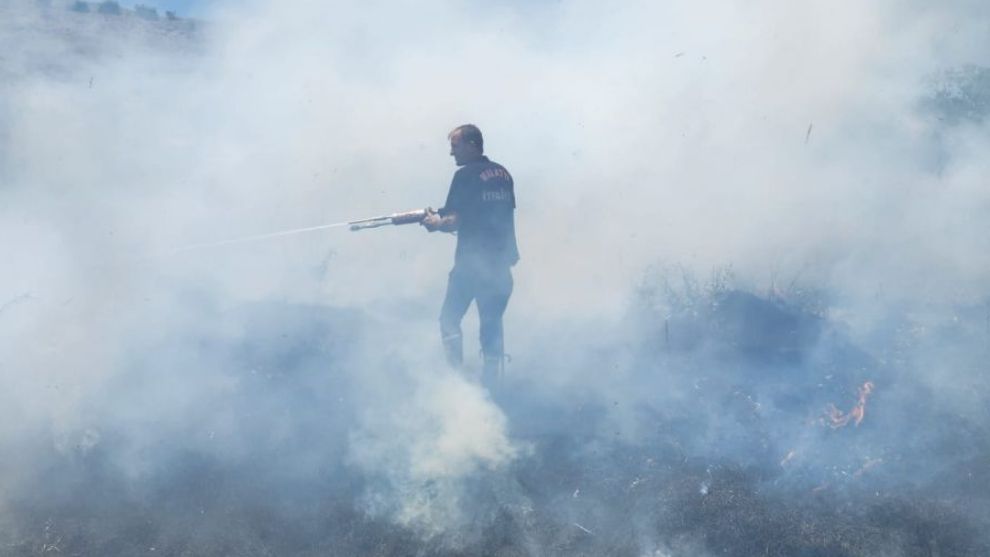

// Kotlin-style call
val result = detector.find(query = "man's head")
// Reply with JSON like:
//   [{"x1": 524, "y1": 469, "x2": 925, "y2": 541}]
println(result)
[{"x1": 448, "y1": 124, "x2": 484, "y2": 166}]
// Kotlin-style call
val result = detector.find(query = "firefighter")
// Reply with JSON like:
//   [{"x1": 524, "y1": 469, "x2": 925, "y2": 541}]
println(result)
[{"x1": 422, "y1": 124, "x2": 519, "y2": 389}]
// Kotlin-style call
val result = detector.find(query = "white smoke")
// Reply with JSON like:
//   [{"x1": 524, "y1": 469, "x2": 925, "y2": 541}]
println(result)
[
  {"x1": 348, "y1": 368, "x2": 519, "y2": 535},
  {"x1": 1, "y1": 0, "x2": 989, "y2": 546}
]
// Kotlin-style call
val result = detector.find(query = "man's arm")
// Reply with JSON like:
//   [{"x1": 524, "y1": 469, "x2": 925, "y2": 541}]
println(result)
[{"x1": 424, "y1": 170, "x2": 466, "y2": 233}]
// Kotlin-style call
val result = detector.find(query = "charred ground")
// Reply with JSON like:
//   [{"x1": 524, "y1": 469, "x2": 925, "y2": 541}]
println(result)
[{"x1": 2, "y1": 280, "x2": 989, "y2": 557}]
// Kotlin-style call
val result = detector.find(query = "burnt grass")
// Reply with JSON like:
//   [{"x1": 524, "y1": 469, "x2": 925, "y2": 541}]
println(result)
[{"x1": 3, "y1": 293, "x2": 989, "y2": 556}]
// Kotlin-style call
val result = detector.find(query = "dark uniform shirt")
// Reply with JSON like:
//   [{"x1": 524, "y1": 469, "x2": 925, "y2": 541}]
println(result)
[{"x1": 439, "y1": 156, "x2": 519, "y2": 269}]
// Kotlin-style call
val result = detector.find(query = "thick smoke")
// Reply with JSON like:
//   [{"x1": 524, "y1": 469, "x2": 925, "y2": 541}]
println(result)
[{"x1": 2, "y1": 0, "x2": 990, "y2": 555}]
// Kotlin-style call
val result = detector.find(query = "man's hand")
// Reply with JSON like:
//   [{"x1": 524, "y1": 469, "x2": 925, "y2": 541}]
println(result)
[
  {"x1": 421, "y1": 210, "x2": 443, "y2": 232},
  {"x1": 421, "y1": 209, "x2": 458, "y2": 233}
]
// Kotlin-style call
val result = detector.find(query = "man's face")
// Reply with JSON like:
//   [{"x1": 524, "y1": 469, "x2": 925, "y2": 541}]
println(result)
[{"x1": 449, "y1": 132, "x2": 478, "y2": 166}]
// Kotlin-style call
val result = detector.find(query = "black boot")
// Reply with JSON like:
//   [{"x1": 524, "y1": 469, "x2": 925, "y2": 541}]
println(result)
[
  {"x1": 442, "y1": 333, "x2": 463, "y2": 369},
  {"x1": 481, "y1": 354, "x2": 504, "y2": 394}
]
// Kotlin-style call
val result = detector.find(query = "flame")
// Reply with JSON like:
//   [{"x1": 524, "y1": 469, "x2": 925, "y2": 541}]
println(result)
[{"x1": 823, "y1": 381, "x2": 875, "y2": 429}]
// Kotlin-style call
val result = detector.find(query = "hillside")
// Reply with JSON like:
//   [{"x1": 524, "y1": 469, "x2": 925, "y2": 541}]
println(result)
[{"x1": 0, "y1": 0, "x2": 201, "y2": 82}]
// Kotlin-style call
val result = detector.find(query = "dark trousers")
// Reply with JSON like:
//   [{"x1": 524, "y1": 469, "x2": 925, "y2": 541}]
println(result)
[{"x1": 439, "y1": 263, "x2": 513, "y2": 370}]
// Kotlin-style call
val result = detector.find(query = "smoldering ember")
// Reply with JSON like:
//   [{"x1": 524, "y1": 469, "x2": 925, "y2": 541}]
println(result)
[{"x1": 2, "y1": 2, "x2": 989, "y2": 556}]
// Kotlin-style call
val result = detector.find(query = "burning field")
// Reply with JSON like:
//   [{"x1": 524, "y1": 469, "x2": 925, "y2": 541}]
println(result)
[
  {"x1": 1, "y1": 284, "x2": 988, "y2": 556},
  {"x1": 3, "y1": 1, "x2": 990, "y2": 556}
]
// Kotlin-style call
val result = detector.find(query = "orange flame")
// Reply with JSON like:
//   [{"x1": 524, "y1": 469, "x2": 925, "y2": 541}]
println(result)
[{"x1": 823, "y1": 381, "x2": 875, "y2": 429}]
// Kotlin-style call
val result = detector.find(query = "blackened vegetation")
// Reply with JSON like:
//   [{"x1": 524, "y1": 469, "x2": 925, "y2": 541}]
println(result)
[{"x1": 3, "y1": 279, "x2": 990, "y2": 556}]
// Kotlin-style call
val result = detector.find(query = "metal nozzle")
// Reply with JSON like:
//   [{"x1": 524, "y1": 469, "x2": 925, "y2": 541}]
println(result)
[{"x1": 348, "y1": 217, "x2": 392, "y2": 231}]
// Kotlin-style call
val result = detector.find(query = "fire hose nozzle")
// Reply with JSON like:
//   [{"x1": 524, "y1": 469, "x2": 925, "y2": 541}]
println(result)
[
  {"x1": 348, "y1": 218, "x2": 391, "y2": 231},
  {"x1": 348, "y1": 208, "x2": 431, "y2": 231}
]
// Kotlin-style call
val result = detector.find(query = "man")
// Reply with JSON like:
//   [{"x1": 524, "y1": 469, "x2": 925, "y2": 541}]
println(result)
[{"x1": 421, "y1": 124, "x2": 518, "y2": 388}]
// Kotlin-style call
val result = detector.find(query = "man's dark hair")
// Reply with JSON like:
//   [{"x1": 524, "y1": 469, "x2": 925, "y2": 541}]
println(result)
[{"x1": 449, "y1": 124, "x2": 484, "y2": 153}]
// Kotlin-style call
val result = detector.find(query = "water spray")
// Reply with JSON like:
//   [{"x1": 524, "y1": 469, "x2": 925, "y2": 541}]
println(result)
[
  {"x1": 173, "y1": 221, "x2": 352, "y2": 253},
  {"x1": 172, "y1": 208, "x2": 433, "y2": 252}
]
